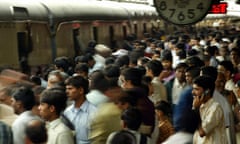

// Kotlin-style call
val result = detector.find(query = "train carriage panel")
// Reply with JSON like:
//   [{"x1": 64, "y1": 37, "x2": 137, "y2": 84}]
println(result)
[
  {"x1": 28, "y1": 23, "x2": 52, "y2": 66},
  {"x1": 0, "y1": 23, "x2": 18, "y2": 67},
  {"x1": 55, "y1": 23, "x2": 75, "y2": 58}
]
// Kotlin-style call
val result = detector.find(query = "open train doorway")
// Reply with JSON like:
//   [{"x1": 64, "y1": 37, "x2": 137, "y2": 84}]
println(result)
[
  {"x1": 17, "y1": 31, "x2": 32, "y2": 74},
  {"x1": 109, "y1": 26, "x2": 114, "y2": 49}
]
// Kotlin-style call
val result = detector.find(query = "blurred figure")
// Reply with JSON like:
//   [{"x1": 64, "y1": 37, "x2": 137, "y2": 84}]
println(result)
[
  {"x1": 47, "y1": 70, "x2": 68, "y2": 89},
  {"x1": 89, "y1": 70, "x2": 123, "y2": 144},
  {"x1": 107, "y1": 107, "x2": 152, "y2": 144},
  {"x1": 0, "y1": 121, "x2": 13, "y2": 144},
  {"x1": 145, "y1": 60, "x2": 167, "y2": 104},
  {"x1": 32, "y1": 86, "x2": 45, "y2": 117},
  {"x1": 11, "y1": 86, "x2": 41, "y2": 144},
  {"x1": 25, "y1": 119, "x2": 47, "y2": 144},
  {"x1": 155, "y1": 101, "x2": 174, "y2": 144},
  {"x1": 119, "y1": 67, "x2": 155, "y2": 136}
]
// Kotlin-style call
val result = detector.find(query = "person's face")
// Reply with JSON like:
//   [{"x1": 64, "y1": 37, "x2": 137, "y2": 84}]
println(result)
[
  {"x1": 47, "y1": 74, "x2": 61, "y2": 89},
  {"x1": 38, "y1": 103, "x2": 52, "y2": 121},
  {"x1": 192, "y1": 84, "x2": 204, "y2": 98},
  {"x1": 217, "y1": 65, "x2": 228, "y2": 78},
  {"x1": 185, "y1": 72, "x2": 193, "y2": 85},
  {"x1": 11, "y1": 98, "x2": 21, "y2": 114},
  {"x1": 161, "y1": 60, "x2": 172, "y2": 70},
  {"x1": 65, "y1": 85, "x2": 82, "y2": 101},
  {"x1": 219, "y1": 47, "x2": 227, "y2": 56},
  {"x1": 230, "y1": 51, "x2": 240, "y2": 65},
  {"x1": 175, "y1": 67, "x2": 186, "y2": 83},
  {"x1": 0, "y1": 91, "x2": 12, "y2": 106},
  {"x1": 118, "y1": 75, "x2": 131, "y2": 89},
  {"x1": 215, "y1": 73, "x2": 226, "y2": 92}
]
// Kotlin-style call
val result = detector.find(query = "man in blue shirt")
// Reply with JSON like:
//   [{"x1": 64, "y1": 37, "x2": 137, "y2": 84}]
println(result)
[{"x1": 64, "y1": 76, "x2": 97, "y2": 144}]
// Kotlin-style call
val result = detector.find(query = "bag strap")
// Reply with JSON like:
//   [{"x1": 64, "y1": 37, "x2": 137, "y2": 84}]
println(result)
[{"x1": 140, "y1": 133, "x2": 147, "y2": 144}]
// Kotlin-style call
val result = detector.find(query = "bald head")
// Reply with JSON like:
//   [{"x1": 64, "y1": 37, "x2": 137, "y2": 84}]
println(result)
[{"x1": 25, "y1": 119, "x2": 47, "y2": 144}]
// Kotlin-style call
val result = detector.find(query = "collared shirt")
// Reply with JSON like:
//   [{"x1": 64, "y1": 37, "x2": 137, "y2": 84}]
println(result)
[
  {"x1": 158, "y1": 119, "x2": 175, "y2": 143},
  {"x1": 225, "y1": 79, "x2": 235, "y2": 91},
  {"x1": 64, "y1": 100, "x2": 97, "y2": 144},
  {"x1": 0, "y1": 121, "x2": 13, "y2": 144},
  {"x1": 149, "y1": 77, "x2": 167, "y2": 104},
  {"x1": 12, "y1": 111, "x2": 40, "y2": 144},
  {"x1": 172, "y1": 78, "x2": 186, "y2": 105},
  {"x1": 193, "y1": 98, "x2": 227, "y2": 144},
  {"x1": 47, "y1": 118, "x2": 74, "y2": 144}
]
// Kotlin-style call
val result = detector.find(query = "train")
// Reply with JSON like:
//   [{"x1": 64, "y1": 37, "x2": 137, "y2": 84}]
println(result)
[{"x1": 0, "y1": 0, "x2": 160, "y2": 71}]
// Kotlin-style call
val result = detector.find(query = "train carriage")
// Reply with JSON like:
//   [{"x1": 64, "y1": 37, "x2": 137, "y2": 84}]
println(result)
[{"x1": 0, "y1": 0, "x2": 159, "y2": 71}]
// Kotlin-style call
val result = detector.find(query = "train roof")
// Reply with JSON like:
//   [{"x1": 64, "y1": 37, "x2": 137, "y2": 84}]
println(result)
[
  {"x1": 0, "y1": 0, "x2": 158, "y2": 23},
  {"x1": 0, "y1": 0, "x2": 48, "y2": 22}
]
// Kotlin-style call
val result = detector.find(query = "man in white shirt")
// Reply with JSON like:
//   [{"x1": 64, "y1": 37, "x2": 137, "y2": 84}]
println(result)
[
  {"x1": 192, "y1": 76, "x2": 227, "y2": 144},
  {"x1": 39, "y1": 88, "x2": 74, "y2": 144}
]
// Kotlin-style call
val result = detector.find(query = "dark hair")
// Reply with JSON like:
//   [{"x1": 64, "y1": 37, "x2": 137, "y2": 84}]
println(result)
[
  {"x1": 74, "y1": 63, "x2": 89, "y2": 74},
  {"x1": 12, "y1": 86, "x2": 35, "y2": 110},
  {"x1": 65, "y1": 75, "x2": 89, "y2": 94},
  {"x1": 109, "y1": 130, "x2": 136, "y2": 144},
  {"x1": 105, "y1": 57, "x2": 116, "y2": 66},
  {"x1": 30, "y1": 75, "x2": 42, "y2": 85},
  {"x1": 25, "y1": 120, "x2": 47, "y2": 144},
  {"x1": 200, "y1": 66, "x2": 218, "y2": 81},
  {"x1": 103, "y1": 64, "x2": 120, "y2": 78},
  {"x1": 121, "y1": 67, "x2": 143, "y2": 87},
  {"x1": 185, "y1": 66, "x2": 200, "y2": 79},
  {"x1": 40, "y1": 89, "x2": 67, "y2": 116},
  {"x1": 186, "y1": 56, "x2": 204, "y2": 67},
  {"x1": 121, "y1": 107, "x2": 142, "y2": 130},
  {"x1": 175, "y1": 62, "x2": 188, "y2": 71},
  {"x1": 88, "y1": 70, "x2": 109, "y2": 92},
  {"x1": 114, "y1": 55, "x2": 129, "y2": 68},
  {"x1": 193, "y1": 75, "x2": 215, "y2": 96},
  {"x1": 145, "y1": 60, "x2": 163, "y2": 76},
  {"x1": 176, "y1": 42, "x2": 186, "y2": 50},
  {"x1": 155, "y1": 100, "x2": 172, "y2": 117},
  {"x1": 161, "y1": 50, "x2": 173, "y2": 62},
  {"x1": 218, "y1": 60, "x2": 234, "y2": 74},
  {"x1": 54, "y1": 56, "x2": 69, "y2": 72}
]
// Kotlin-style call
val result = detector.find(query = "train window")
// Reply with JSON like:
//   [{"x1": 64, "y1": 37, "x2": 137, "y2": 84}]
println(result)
[
  {"x1": 122, "y1": 26, "x2": 127, "y2": 39},
  {"x1": 143, "y1": 23, "x2": 147, "y2": 33},
  {"x1": 134, "y1": 24, "x2": 138, "y2": 35},
  {"x1": 93, "y1": 26, "x2": 98, "y2": 43},
  {"x1": 109, "y1": 26, "x2": 114, "y2": 48},
  {"x1": 13, "y1": 7, "x2": 29, "y2": 19}
]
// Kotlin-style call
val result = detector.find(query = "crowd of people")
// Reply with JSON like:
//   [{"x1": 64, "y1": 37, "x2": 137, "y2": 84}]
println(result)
[{"x1": 1, "y1": 26, "x2": 240, "y2": 144}]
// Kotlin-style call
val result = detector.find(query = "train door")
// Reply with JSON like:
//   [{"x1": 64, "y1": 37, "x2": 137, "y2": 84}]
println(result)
[
  {"x1": 109, "y1": 26, "x2": 114, "y2": 49},
  {"x1": 122, "y1": 25, "x2": 127, "y2": 39},
  {"x1": 72, "y1": 28, "x2": 81, "y2": 57},
  {"x1": 143, "y1": 23, "x2": 147, "y2": 33},
  {"x1": 17, "y1": 31, "x2": 32, "y2": 74},
  {"x1": 93, "y1": 26, "x2": 98, "y2": 43},
  {"x1": 134, "y1": 23, "x2": 138, "y2": 36}
]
